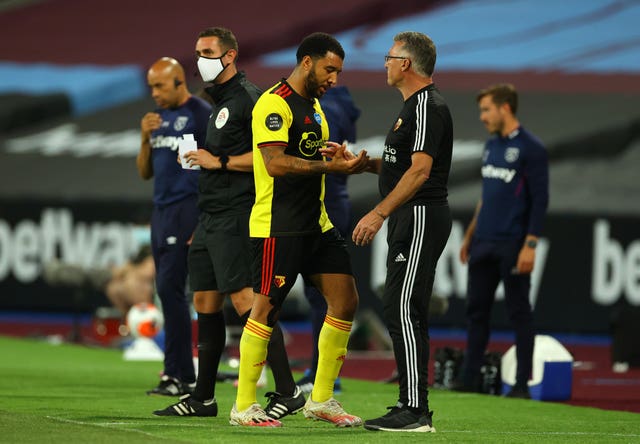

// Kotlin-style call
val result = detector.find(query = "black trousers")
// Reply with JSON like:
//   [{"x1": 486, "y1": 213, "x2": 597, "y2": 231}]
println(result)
[
  {"x1": 382, "y1": 203, "x2": 451, "y2": 412},
  {"x1": 462, "y1": 238, "x2": 534, "y2": 388}
]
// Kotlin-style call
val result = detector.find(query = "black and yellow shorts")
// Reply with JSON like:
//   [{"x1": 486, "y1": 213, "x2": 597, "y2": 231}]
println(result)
[{"x1": 251, "y1": 228, "x2": 352, "y2": 308}]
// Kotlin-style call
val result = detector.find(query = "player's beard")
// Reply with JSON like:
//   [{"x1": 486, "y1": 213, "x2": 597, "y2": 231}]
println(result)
[
  {"x1": 304, "y1": 68, "x2": 325, "y2": 99},
  {"x1": 486, "y1": 118, "x2": 504, "y2": 135},
  {"x1": 493, "y1": 120, "x2": 505, "y2": 135}
]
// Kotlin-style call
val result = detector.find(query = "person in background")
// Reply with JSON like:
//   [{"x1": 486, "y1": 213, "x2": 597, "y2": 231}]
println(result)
[
  {"x1": 351, "y1": 31, "x2": 453, "y2": 433},
  {"x1": 455, "y1": 83, "x2": 549, "y2": 399},
  {"x1": 153, "y1": 27, "x2": 298, "y2": 419},
  {"x1": 138, "y1": 57, "x2": 210, "y2": 397},
  {"x1": 103, "y1": 245, "x2": 155, "y2": 316},
  {"x1": 42, "y1": 244, "x2": 155, "y2": 318},
  {"x1": 296, "y1": 85, "x2": 360, "y2": 395}
]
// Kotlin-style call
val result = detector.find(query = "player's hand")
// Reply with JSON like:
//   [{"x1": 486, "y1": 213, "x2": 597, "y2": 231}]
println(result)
[
  {"x1": 352, "y1": 209, "x2": 384, "y2": 246},
  {"x1": 319, "y1": 141, "x2": 340, "y2": 158},
  {"x1": 345, "y1": 149, "x2": 370, "y2": 174},
  {"x1": 320, "y1": 141, "x2": 357, "y2": 160},
  {"x1": 141, "y1": 112, "x2": 162, "y2": 139},
  {"x1": 183, "y1": 149, "x2": 219, "y2": 170},
  {"x1": 516, "y1": 246, "x2": 535, "y2": 274},
  {"x1": 329, "y1": 144, "x2": 369, "y2": 174}
]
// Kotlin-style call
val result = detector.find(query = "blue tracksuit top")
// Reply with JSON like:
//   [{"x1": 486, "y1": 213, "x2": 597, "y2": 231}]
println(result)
[
  {"x1": 475, "y1": 126, "x2": 549, "y2": 241},
  {"x1": 150, "y1": 95, "x2": 211, "y2": 207}
]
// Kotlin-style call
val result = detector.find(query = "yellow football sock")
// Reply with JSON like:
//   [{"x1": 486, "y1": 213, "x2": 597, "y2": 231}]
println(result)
[
  {"x1": 236, "y1": 318, "x2": 272, "y2": 411},
  {"x1": 312, "y1": 315, "x2": 352, "y2": 403}
]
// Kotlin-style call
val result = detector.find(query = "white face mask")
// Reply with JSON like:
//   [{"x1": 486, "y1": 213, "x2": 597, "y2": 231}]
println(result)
[{"x1": 197, "y1": 55, "x2": 227, "y2": 82}]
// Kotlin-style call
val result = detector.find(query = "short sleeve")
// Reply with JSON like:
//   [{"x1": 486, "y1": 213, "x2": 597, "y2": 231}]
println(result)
[
  {"x1": 252, "y1": 93, "x2": 292, "y2": 149},
  {"x1": 416, "y1": 111, "x2": 445, "y2": 159},
  {"x1": 412, "y1": 93, "x2": 444, "y2": 158}
]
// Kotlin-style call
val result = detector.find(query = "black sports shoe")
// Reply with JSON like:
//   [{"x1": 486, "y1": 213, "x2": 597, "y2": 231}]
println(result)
[
  {"x1": 146, "y1": 375, "x2": 194, "y2": 396},
  {"x1": 264, "y1": 386, "x2": 306, "y2": 419},
  {"x1": 153, "y1": 394, "x2": 218, "y2": 417},
  {"x1": 505, "y1": 385, "x2": 532, "y2": 399},
  {"x1": 364, "y1": 405, "x2": 435, "y2": 432}
]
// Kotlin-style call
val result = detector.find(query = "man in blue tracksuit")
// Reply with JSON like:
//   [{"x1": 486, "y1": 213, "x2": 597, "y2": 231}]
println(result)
[
  {"x1": 458, "y1": 83, "x2": 549, "y2": 398},
  {"x1": 138, "y1": 57, "x2": 211, "y2": 396}
]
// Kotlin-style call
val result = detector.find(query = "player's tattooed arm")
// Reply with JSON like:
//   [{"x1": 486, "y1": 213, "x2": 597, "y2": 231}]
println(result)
[
  {"x1": 260, "y1": 144, "x2": 328, "y2": 176},
  {"x1": 284, "y1": 156, "x2": 329, "y2": 175}
]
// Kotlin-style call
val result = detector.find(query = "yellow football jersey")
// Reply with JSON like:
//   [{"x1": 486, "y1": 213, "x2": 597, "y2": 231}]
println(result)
[{"x1": 250, "y1": 80, "x2": 333, "y2": 238}]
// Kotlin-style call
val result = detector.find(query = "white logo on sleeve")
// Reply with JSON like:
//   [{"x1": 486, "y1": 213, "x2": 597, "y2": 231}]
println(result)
[
  {"x1": 166, "y1": 236, "x2": 177, "y2": 245},
  {"x1": 394, "y1": 253, "x2": 407, "y2": 262},
  {"x1": 215, "y1": 107, "x2": 229, "y2": 129}
]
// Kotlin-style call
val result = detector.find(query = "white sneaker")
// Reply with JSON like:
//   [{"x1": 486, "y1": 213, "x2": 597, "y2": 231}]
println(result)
[
  {"x1": 229, "y1": 403, "x2": 282, "y2": 427},
  {"x1": 303, "y1": 396, "x2": 362, "y2": 427}
]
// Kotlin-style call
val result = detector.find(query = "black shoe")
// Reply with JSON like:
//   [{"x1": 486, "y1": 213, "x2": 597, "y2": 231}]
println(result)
[
  {"x1": 146, "y1": 375, "x2": 194, "y2": 396},
  {"x1": 153, "y1": 394, "x2": 218, "y2": 417},
  {"x1": 364, "y1": 406, "x2": 435, "y2": 432},
  {"x1": 264, "y1": 386, "x2": 306, "y2": 419},
  {"x1": 504, "y1": 385, "x2": 531, "y2": 399}
]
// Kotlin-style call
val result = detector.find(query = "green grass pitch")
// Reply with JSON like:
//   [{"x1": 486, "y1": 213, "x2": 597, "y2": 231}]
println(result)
[{"x1": 0, "y1": 335, "x2": 638, "y2": 443}]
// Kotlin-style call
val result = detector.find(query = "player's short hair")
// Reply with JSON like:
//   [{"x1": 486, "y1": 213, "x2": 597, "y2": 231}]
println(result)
[
  {"x1": 394, "y1": 31, "x2": 436, "y2": 77},
  {"x1": 296, "y1": 32, "x2": 345, "y2": 64},
  {"x1": 477, "y1": 84, "x2": 518, "y2": 115},
  {"x1": 198, "y1": 27, "x2": 239, "y2": 53}
]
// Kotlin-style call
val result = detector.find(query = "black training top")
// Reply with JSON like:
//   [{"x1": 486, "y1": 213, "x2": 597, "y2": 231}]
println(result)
[
  {"x1": 198, "y1": 71, "x2": 262, "y2": 216},
  {"x1": 379, "y1": 83, "x2": 453, "y2": 205}
]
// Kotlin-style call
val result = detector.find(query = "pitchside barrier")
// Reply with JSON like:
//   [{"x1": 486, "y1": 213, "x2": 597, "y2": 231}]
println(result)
[
  {"x1": 347, "y1": 201, "x2": 640, "y2": 336},
  {"x1": 1, "y1": 200, "x2": 639, "y2": 339}
]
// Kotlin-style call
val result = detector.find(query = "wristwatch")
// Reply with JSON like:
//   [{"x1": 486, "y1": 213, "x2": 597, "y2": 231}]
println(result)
[
  {"x1": 525, "y1": 239, "x2": 538, "y2": 249},
  {"x1": 219, "y1": 154, "x2": 229, "y2": 171}
]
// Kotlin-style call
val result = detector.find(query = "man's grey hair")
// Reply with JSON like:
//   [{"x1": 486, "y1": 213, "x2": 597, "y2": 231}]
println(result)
[{"x1": 394, "y1": 31, "x2": 436, "y2": 77}]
